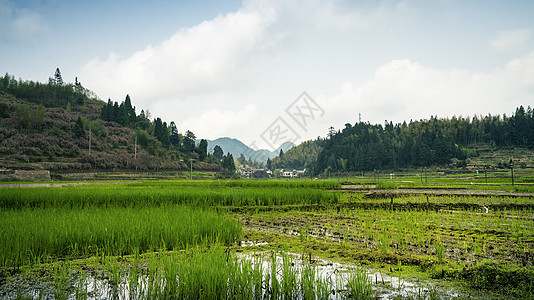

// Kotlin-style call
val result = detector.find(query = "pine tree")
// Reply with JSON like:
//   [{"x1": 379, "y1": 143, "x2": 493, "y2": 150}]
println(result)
[
  {"x1": 213, "y1": 145, "x2": 224, "y2": 161},
  {"x1": 222, "y1": 153, "x2": 236, "y2": 173},
  {"x1": 73, "y1": 117, "x2": 85, "y2": 138},
  {"x1": 196, "y1": 139, "x2": 208, "y2": 160},
  {"x1": 124, "y1": 94, "x2": 136, "y2": 124},
  {"x1": 183, "y1": 130, "x2": 196, "y2": 153},
  {"x1": 54, "y1": 68, "x2": 63, "y2": 85},
  {"x1": 169, "y1": 121, "x2": 181, "y2": 146}
]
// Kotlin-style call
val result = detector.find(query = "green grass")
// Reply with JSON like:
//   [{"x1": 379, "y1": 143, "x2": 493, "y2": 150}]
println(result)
[
  {"x1": 42, "y1": 247, "x2": 369, "y2": 300},
  {"x1": 129, "y1": 179, "x2": 342, "y2": 189},
  {"x1": 0, "y1": 184, "x2": 338, "y2": 210},
  {"x1": 0, "y1": 205, "x2": 241, "y2": 268},
  {"x1": 3, "y1": 176, "x2": 532, "y2": 298}
]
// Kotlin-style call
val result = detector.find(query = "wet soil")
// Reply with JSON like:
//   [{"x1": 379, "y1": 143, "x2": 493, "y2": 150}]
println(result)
[{"x1": 350, "y1": 188, "x2": 534, "y2": 198}]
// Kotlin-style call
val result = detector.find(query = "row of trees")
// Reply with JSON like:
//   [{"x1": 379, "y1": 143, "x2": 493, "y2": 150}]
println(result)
[
  {"x1": 314, "y1": 121, "x2": 464, "y2": 174},
  {"x1": 407, "y1": 106, "x2": 534, "y2": 148},
  {"x1": 313, "y1": 105, "x2": 534, "y2": 174},
  {"x1": 0, "y1": 70, "x2": 91, "y2": 109},
  {"x1": 100, "y1": 95, "x2": 203, "y2": 157},
  {"x1": 268, "y1": 140, "x2": 322, "y2": 171},
  {"x1": 0, "y1": 69, "x2": 237, "y2": 174},
  {"x1": 236, "y1": 153, "x2": 265, "y2": 169},
  {"x1": 270, "y1": 106, "x2": 533, "y2": 174},
  {"x1": 99, "y1": 94, "x2": 237, "y2": 174}
]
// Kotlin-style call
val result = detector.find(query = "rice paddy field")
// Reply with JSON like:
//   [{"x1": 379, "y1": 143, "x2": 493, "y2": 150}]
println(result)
[{"x1": 0, "y1": 172, "x2": 533, "y2": 299}]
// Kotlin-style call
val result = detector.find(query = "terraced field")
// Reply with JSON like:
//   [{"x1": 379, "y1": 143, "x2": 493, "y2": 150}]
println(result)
[{"x1": 0, "y1": 178, "x2": 533, "y2": 299}]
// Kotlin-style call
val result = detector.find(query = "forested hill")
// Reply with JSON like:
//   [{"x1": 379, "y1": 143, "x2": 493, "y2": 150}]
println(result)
[
  {"x1": 0, "y1": 71, "x2": 235, "y2": 173},
  {"x1": 312, "y1": 107, "x2": 534, "y2": 174}
]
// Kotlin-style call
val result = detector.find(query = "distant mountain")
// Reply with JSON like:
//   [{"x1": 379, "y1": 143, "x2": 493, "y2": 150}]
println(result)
[{"x1": 205, "y1": 137, "x2": 294, "y2": 163}]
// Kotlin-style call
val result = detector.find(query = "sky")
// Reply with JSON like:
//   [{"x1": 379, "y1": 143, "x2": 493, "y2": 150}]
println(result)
[{"x1": 1, "y1": 0, "x2": 534, "y2": 150}]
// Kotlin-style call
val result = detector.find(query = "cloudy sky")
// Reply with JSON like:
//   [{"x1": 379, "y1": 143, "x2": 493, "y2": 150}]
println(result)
[{"x1": 2, "y1": 0, "x2": 534, "y2": 150}]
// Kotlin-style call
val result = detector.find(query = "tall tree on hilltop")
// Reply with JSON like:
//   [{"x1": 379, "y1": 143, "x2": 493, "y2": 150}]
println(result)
[
  {"x1": 196, "y1": 139, "x2": 208, "y2": 160},
  {"x1": 222, "y1": 153, "x2": 236, "y2": 173},
  {"x1": 213, "y1": 145, "x2": 224, "y2": 161},
  {"x1": 153, "y1": 118, "x2": 170, "y2": 147},
  {"x1": 169, "y1": 121, "x2": 181, "y2": 146},
  {"x1": 112, "y1": 102, "x2": 119, "y2": 122},
  {"x1": 183, "y1": 130, "x2": 196, "y2": 153},
  {"x1": 54, "y1": 68, "x2": 63, "y2": 85},
  {"x1": 124, "y1": 94, "x2": 136, "y2": 124},
  {"x1": 118, "y1": 102, "x2": 129, "y2": 126}
]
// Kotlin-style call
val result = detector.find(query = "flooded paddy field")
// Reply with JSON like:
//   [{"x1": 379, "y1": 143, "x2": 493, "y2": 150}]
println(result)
[{"x1": 0, "y1": 180, "x2": 532, "y2": 299}]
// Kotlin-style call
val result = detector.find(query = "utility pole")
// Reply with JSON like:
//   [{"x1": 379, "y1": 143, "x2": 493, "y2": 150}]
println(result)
[
  {"x1": 420, "y1": 168, "x2": 423, "y2": 184},
  {"x1": 88, "y1": 127, "x2": 91, "y2": 155},
  {"x1": 510, "y1": 159, "x2": 514, "y2": 186},
  {"x1": 424, "y1": 167, "x2": 427, "y2": 184},
  {"x1": 358, "y1": 113, "x2": 361, "y2": 123},
  {"x1": 134, "y1": 135, "x2": 138, "y2": 171},
  {"x1": 190, "y1": 159, "x2": 195, "y2": 180},
  {"x1": 484, "y1": 166, "x2": 487, "y2": 184}
]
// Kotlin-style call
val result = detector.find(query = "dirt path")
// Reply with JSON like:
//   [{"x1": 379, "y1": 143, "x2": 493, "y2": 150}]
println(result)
[
  {"x1": 0, "y1": 182, "x2": 133, "y2": 188},
  {"x1": 341, "y1": 188, "x2": 534, "y2": 198}
]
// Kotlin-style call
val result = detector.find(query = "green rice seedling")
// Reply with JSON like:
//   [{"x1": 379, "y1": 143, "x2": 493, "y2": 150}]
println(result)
[
  {"x1": 434, "y1": 240, "x2": 445, "y2": 263},
  {"x1": 281, "y1": 252, "x2": 298, "y2": 299},
  {"x1": 130, "y1": 179, "x2": 342, "y2": 189},
  {"x1": 520, "y1": 279, "x2": 533, "y2": 299},
  {"x1": 53, "y1": 262, "x2": 71, "y2": 300},
  {"x1": 428, "y1": 285, "x2": 440, "y2": 300},
  {"x1": 74, "y1": 269, "x2": 89, "y2": 300},
  {"x1": 144, "y1": 251, "x2": 163, "y2": 300},
  {"x1": 105, "y1": 256, "x2": 123, "y2": 288},
  {"x1": 316, "y1": 275, "x2": 333, "y2": 300},
  {"x1": 0, "y1": 205, "x2": 241, "y2": 268},
  {"x1": 300, "y1": 262, "x2": 317, "y2": 300},
  {"x1": 128, "y1": 259, "x2": 143, "y2": 300},
  {"x1": 269, "y1": 251, "x2": 281, "y2": 299},
  {"x1": 0, "y1": 185, "x2": 338, "y2": 210},
  {"x1": 234, "y1": 258, "x2": 254, "y2": 300},
  {"x1": 346, "y1": 267, "x2": 373, "y2": 299},
  {"x1": 113, "y1": 247, "x2": 374, "y2": 300},
  {"x1": 250, "y1": 256, "x2": 264, "y2": 299},
  {"x1": 379, "y1": 230, "x2": 390, "y2": 253}
]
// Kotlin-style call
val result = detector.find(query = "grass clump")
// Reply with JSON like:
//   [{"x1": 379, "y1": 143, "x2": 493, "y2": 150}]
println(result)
[
  {"x1": 0, "y1": 185, "x2": 338, "y2": 210},
  {"x1": 0, "y1": 205, "x2": 241, "y2": 268}
]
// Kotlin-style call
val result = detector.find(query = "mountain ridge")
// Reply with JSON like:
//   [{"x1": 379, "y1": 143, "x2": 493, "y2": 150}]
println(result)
[{"x1": 205, "y1": 137, "x2": 294, "y2": 164}]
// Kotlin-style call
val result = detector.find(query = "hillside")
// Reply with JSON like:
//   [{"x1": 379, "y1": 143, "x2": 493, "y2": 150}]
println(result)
[
  {"x1": 0, "y1": 73, "x2": 222, "y2": 174},
  {"x1": 269, "y1": 139, "x2": 322, "y2": 170},
  {"x1": 311, "y1": 107, "x2": 534, "y2": 175},
  {"x1": 267, "y1": 107, "x2": 534, "y2": 175}
]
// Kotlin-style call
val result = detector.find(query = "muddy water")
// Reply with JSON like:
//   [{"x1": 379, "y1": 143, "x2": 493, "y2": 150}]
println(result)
[
  {"x1": 237, "y1": 249, "x2": 464, "y2": 299},
  {"x1": 0, "y1": 250, "x2": 463, "y2": 300}
]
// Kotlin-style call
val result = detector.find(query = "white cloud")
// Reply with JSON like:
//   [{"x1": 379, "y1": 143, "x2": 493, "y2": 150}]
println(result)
[
  {"x1": 75, "y1": 1, "x2": 534, "y2": 148},
  {"x1": 81, "y1": 7, "x2": 277, "y2": 106},
  {"x1": 321, "y1": 53, "x2": 534, "y2": 128},
  {"x1": 245, "y1": 0, "x2": 412, "y2": 32},
  {"x1": 80, "y1": 0, "x2": 413, "y2": 106},
  {"x1": 490, "y1": 29, "x2": 532, "y2": 55},
  {"x1": 0, "y1": 0, "x2": 47, "y2": 42},
  {"x1": 178, "y1": 104, "x2": 259, "y2": 141}
]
